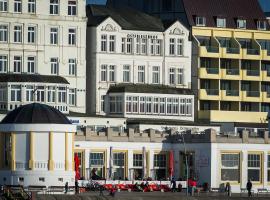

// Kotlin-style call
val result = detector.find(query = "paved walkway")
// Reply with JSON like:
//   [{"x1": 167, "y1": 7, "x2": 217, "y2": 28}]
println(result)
[{"x1": 36, "y1": 191, "x2": 270, "y2": 200}]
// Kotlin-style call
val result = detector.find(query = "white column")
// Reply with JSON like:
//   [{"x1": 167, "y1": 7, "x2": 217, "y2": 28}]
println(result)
[
  {"x1": 241, "y1": 151, "x2": 248, "y2": 189},
  {"x1": 149, "y1": 150, "x2": 154, "y2": 179},
  {"x1": 128, "y1": 150, "x2": 133, "y2": 180},
  {"x1": 263, "y1": 151, "x2": 268, "y2": 188},
  {"x1": 85, "y1": 149, "x2": 90, "y2": 180}
]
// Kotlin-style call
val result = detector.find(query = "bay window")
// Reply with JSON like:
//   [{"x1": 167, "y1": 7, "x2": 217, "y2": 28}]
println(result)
[
  {"x1": 109, "y1": 96, "x2": 123, "y2": 113},
  {"x1": 26, "y1": 85, "x2": 34, "y2": 102},
  {"x1": 36, "y1": 86, "x2": 45, "y2": 102},
  {"x1": 11, "y1": 85, "x2": 21, "y2": 102},
  {"x1": 58, "y1": 87, "x2": 66, "y2": 103},
  {"x1": 69, "y1": 88, "x2": 76, "y2": 106},
  {"x1": 153, "y1": 98, "x2": 159, "y2": 114},
  {"x1": 126, "y1": 96, "x2": 132, "y2": 113},
  {"x1": 139, "y1": 97, "x2": 145, "y2": 113},
  {"x1": 47, "y1": 86, "x2": 56, "y2": 103},
  {"x1": 146, "y1": 97, "x2": 152, "y2": 113},
  {"x1": 160, "y1": 98, "x2": 165, "y2": 114},
  {"x1": 132, "y1": 97, "x2": 138, "y2": 113}
]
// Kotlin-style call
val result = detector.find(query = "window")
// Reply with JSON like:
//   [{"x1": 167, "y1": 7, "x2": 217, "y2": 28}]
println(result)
[
  {"x1": 27, "y1": 56, "x2": 35, "y2": 73},
  {"x1": 14, "y1": 25, "x2": 22, "y2": 43},
  {"x1": 152, "y1": 66, "x2": 160, "y2": 84},
  {"x1": 69, "y1": 59, "x2": 76, "y2": 76},
  {"x1": 221, "y1": 153, "x2": 240, "y2": 182},
  {"x1": 0, "y1": 0, "x2": 7, "y2": 12},
  {"x1": 47, "y1": 86, "x2": 56, "y2": 103},
  {"x1": 257, "y1": 20, "x2": 266, "y2": 30},
  {"x1": 13, "y1": 56, "x2": 21, "y2": 73},
  {"x1": 121, "y1": 38, "x2": 125, "y2": 53},
  {"x1": 50, "y1": 0, "x2": 59, "y2": 15},
  {"x1": 14, "y1": 0, "x2": 21, "y2": 13},
  {"x1": 109, "y1": 65, "x2": 115, "y2": 82},
  {"x1": 113, "y1": 152, "x2": 125, "y2": 179},
  {"x1": 237, "y1": 19, "x2": 246, "y2": 29},
  {"x1": 0, "y1": 25, "x2": 8, "y2": 42},
  {"x1": 36, "y1": 86, "x2": 45, "y2": 102},
  {"x1": 132, "y1": 96, "x2": 138, "y2": 113},
  {"x1": 177, "y1": 68, "x2": 184, "y2": 84},
  {"x1": 26, "y1": 85, "x2": 34, "y2": 102},
  {"x1": 186, "y1": 99, "x2": 192, "y2": 115},
  {"x1": 11, "y1": 85, "x2": 21, "y2": 102},
  {"x1": 268, "y1": 154, "x2": 270, "y2": 182},
  {"x1": 68, "y1": 0, "x2": 77, "y2": 16},
  {"x1": 169, "y1": 38, "x2": 175, "y2": 55},
  {"x1": 248, "y1": 153, "x2": 262, "y2": 182},
  {"x1": 28, "y1": 0, "x2": 36, "y2": 13},
  {"x1": 126, "y1": 96, "x2": 132, "y2": 113},
  {"x1": 141, "y1": 38, "x2": 147, "y2": 54},
  {"x1": 153, "y1": 98, "x2": 159, "y2": 114},
  {"x1": 0, "y1": 86, "x2": 6, "y2": 102},
  {"x1": 169, "y1": 68, "x2": 175, "y2": 85},
  {"x1": 160, "y1": 98, "x2": 165, "y2": 114},
  {"x1": 127, "y1": 38, "x2": 133, "y2": 54},
  {"x1": 101, "y1": 35, "x2": 107, "y2": 52},
  {"x1": 146, "y1": 97, "x2": 152, "y2": 113},
  {"x1": 109, "y1": 96, "x2": 123, "y2": 113},
  {"x1": 150, "y1": 39, "x2": 155, "y2": 55},
  {"x1": 138, "y1": 65, "x2": 145, "y2": 83},
  {"x1": 196, "y1": 16, "x2": 206, "y2": 26},
  {"x1": 69, "y1": 88, "x2": 76, "y2": 106},
  {"x1": 154, "y1": 154, "x2": 167, "y2": 180},
  {"x1": 136, "y1": 38, "x2": 140, "y2": 54},
  {"x1": 156, "y1": 40, "x2": 161, "y2": 55},
  {"x1": 100, "y1": 65, "x2": 107, "y2": 81},
  {"x1": 50, "y1": 58, "x2": 58, "y2": 75},
  {"x1": 133, "y1": 154, "x2": 143, "y2": 167},
  {"x1": 58, "y1": 87, "x2": 66, "y2": 103},
  {"x1": 180, "y1": 98, "x2": 185, "y2": 115},
  {"x1": 100, "y1": 95, "x2": 105, "y2": 112},
  {"x1": 109, "y1": 35, "x2": 115, "y2": 52},
  {"x1": 90, "y1": 152, "x2": 105, "y2": 177},
  {"x1": 217, "y1": 18, "x2": 226, "y2": 28},
  {"x1": 27, "y1": 26, "x2": 36, "y2": 43},
  {"x1": 0, "y1": 55, "x2": 7, "y2": 72},
  {"x1": 177, "y1": 39, "x2": 183, "y2": 56},
  {"x1": 123, "y1": 65, "x2": 130, "y2": 82},
  {"x1": 50, "y1": 28, "x2": 58, "y2": 45},
  {"x1": 139, "y1": 97, "x2": 145, "y2": 113},
  {"x1": 68, "y1": 28, "x2": 76, "y2": 45},
  {"x1": 167, "y1": 98, "x2": 172, "y2": 114}
]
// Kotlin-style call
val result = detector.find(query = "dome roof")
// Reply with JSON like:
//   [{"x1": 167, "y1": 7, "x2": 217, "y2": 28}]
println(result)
[{"x1": 1, "y1": 103, "x2": 71, "y2": 124}]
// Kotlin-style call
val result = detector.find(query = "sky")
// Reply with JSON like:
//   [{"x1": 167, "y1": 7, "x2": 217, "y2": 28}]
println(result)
[{"x1": 87, "y1": 0, "x2": 270, "y2": 11}]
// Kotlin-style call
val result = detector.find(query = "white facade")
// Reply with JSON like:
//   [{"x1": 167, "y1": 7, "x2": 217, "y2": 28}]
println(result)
[
  {"x1": 87, "y1": 17, "x2": 192, "y2": 119},
  {"x1": 0, "y1": 0, "x2": 87, "y2": 113}
]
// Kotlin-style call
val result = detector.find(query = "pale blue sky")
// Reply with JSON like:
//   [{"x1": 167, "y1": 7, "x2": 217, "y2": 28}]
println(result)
[{"x1": 87, "y1": 0, "x2": 270, "y2": 11}]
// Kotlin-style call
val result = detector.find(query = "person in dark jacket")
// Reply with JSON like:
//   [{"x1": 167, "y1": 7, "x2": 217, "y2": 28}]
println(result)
[
  {"x1": 64, "y1": 182, "x2": 68, "y2": 194},
  {"x1": 171, "y1": 177, "x2": 176, "y2": 192},
  {"x1": 246, "y1": 179, "x2": 252, "y2": 197}
]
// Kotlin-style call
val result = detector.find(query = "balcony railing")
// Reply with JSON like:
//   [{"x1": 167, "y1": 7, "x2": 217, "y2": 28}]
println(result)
[
  {"x1": 206, "y1": 89, "x2": 219, "y2": 96},
  {"x1": 247, "y1": 48, "x2": 260, "y2": 55},
  {"x1": 267, "y1": 50, "x2": 270, "y2": 56},
  {"x1": 226, "y1": 47, "x2": 240, "y2": 54},
  {"x1": 206, "y1": 68, "x2": 219, "y2": 74},
  {"x1": 206, "y1": 46, "x2": 219, "y2": 53},
  {"x1": 246, "y1": 70, "x2": 260, "y2": 76},
  {"x1": 267, "y1": 71, "x2": 270, "y2": 77},
  {"x1": 226, "y1": 90, "x2": 239, "y2": 96},
  {"x1": 226, "y1": 69, "x2": 240, "y2": 75},
  {"x1": 246, "y1": 91, "x2": 260, "y2": 97}
]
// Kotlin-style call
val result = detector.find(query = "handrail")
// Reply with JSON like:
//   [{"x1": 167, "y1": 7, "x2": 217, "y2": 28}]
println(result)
[
  {"x1": 226, "y1": 47, "x2": 240, "y2": 54},
  {"x1": 206, "y1": 89, "x2": 219, "y2": 95},
  {"x1": 246, "y1": 70, "x2": 260, "y2": 76},
  {"x1": 246, "y1": 91, "x2": 260, "y2": 97},
  {"x1": 206, "y1": 68, "x2": 219, "y2": 74},
  {"x1": 247, "y1": 48, "x2": 260, "y2": 55},
  {"x1": 205, "y1": 46, "x2": 219, "y2": 53}
]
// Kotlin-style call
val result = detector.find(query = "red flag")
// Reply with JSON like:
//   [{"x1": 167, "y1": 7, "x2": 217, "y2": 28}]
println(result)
[
  {"x1": 74, "y1": 153, "x2": 80, "y2": 180},
  {"x1": 169, "y1": 150, "x2": 174, "y2": 178}
]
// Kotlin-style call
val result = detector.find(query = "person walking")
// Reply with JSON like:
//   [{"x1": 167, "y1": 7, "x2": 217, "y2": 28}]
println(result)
[
  {"x1": 225, "y1": 182, "x2": 231, "y2": 196},
  {"x1": 64, "y1": 182, "x2": 68, "y2": 194},
  {"x1": 171, "y1": 177, "x2": 176, "y2": 192},
  {"x1": 75, "y1": 180, "x2": 79, "y2": 194},
  {"x1": 246, "y1": 179, "x2": 252, "y2": 197}
]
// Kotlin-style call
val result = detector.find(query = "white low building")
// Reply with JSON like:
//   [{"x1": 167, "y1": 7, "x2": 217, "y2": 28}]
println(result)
[
  {"x1": 0, "y1": 0, "x2": 87, "y2": 113},
  {"x1": 86, "y1": 5, "x2": 192, "y2": 120},
  {"x1": 0, "y1": 103, "x2": 76, "y2": 187}
]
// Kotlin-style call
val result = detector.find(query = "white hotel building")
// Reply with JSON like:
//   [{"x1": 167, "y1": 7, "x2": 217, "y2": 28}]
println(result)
[
  {"x1": 86, "y1": 5, "x2": 193, "y2": 121},
  {"x1": 0, "y1": 0, "x2": 86, "y2": 113}
]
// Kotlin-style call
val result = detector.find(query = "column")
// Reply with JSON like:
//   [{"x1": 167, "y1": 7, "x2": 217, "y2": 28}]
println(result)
[
  {"x1": 263, "y1": 151, "x2": 268, "y2": 187},
  {"x1": 149, "y1": 150, "x2": 154, "y2": 179},
  {"x1": 241, "y1": 151, "x2": 247, "y2": 188},
  {"x1": 65, "y1": 132, "x2": 69, "y2": 171},
  {"x1": 127, "y1": 150, "x2": 133, "y2": 180},
  {"x1": 11, "y1": 133, "x2": 16, "y2": 171},
  {"x1": 84, "y1": 149, "x2": 90, "y2": 180},
  {"x1": 72, "y1": 133, "x2": 75, "y2": 170},
  {"x1": 48, "y1": 132, "x2": 54, "y2": 171},
  {"x1": 29, "y1": 132, "x2": 34, "y2": 170}
]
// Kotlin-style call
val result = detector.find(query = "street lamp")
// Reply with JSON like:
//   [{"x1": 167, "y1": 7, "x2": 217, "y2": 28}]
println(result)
[{"x1": 176, "y1": 131, "x2": 189, "y2": 196}]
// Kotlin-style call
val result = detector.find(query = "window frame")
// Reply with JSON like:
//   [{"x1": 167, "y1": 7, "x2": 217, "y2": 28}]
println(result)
[
  {"x1": 196, "y1": 16, "x2": 206, "y2": 26},
  {"x1": 68, "y1": 28, "x2": 76, "y2": 46},
  {"x1": 0, "y1": 0, "x2": 8, "y2": 12},
  {"x1": 220, "y1": 152, "x2": 241, "y2": 183},
  {"x1": 68, "y1": 0, "x2": 77, "y2": 16},
  {"x1": 14, "y1": 0, "x2": 22, "y2": 13},
  {"x1": 50, "y1": 0, "x2": 59, "y2": 15},
  {"x1": 27, "y1": 56, "x2": 35, "y2": 74},
  {"x1": 217, "y1": 18, "x2": 226, "y2": 28},
  {"x1": 0, "y1": 24, "x2": 8, "y2": 42},
  {"x1": 0, "y1": 55, "x2": 7, "y2": 73},
  {"x1": 14, "y1": 25, "x2": 22, "y2": 43},
  {"x1": 247, "y1": 152, "x2": 263, "y2": 183},
  {"x1": 257, "y1": 20, "x2": 266, "y2": 30},
  {"x1": 28, "y1": 0, "x2": 36, "y2": 14},
  {"x1": 237, "y1": 19, "x2": 247, "y2": 29}
]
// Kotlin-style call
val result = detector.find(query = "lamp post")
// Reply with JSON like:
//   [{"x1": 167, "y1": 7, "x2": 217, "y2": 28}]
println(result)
[{"x1": 176, "y1": 131, "x2": 189, "y2": 196}]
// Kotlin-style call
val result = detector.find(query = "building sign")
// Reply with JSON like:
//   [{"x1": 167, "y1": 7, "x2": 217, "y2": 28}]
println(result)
[
  {"x1": 127, "y1": 34, "x2": 158, "y2": 39},
  {"x1": 68, "y1": 117, "x2": 80, "y2": 125}
]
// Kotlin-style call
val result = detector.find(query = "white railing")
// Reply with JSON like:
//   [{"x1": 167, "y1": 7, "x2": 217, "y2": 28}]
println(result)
[{"x1": 34, "y1": 161, "x2": 48, "y2": 170}]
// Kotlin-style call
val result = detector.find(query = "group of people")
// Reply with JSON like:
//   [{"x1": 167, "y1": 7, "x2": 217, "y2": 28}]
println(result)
[{"x1": 187, "y1": 177, "x2": 197, "y2": 195}]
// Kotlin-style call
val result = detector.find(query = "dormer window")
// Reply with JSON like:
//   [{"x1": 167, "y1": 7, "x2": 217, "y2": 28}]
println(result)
[
  {"x1": 217, "y1": 18, "x2": 226, "y2": 28},
  {"x1": 237, "y1": 19, "x2": 246, "y2": 29},
  {"x1": 257, "y1": 20, "x2": 266, "y2": 30},
  {"x1": 196, "y1": 16, "x2": 206, "y2": 26}
]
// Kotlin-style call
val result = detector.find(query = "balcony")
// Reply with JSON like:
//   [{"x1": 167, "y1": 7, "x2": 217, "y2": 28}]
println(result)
[
  {"x1": 262, "y1": 71, "x2": 270, "y2": 81},
  {"x1": 199, "y1": 46, "x2": 221, "y2": 58},
  {"x1": 221, "y1": 90, "x2": 241, "y2": 101},
  {"x1": 242, "y1": 90, "x2": 262, "y2": 102},
  {"x1": 242, "y1": 70, "x2": 262, "y2": 81},
  {"x1": 242, "y1": 48, "x2": 262, "y2": 60},
  {"x1": 199, "y1": 68, "x2": 221, "y2": 79},
  {"x1": 221, "y1": 69, "x2": 240, "y2": 80},
  {"x1": 262, "y1": 49, "x2": 270, "y2": 61},
  {"x1": 199, "y1": 89, "x2": 221, "y2": 101},
  {"x1": 221, "y1": 47, "x2": 241, "y2": 59},
  {"x1": 262, "y1": 92, "x2": 270, "y2": 103},
  {"x1": 198, "y1": 110, "x2": 267, "y2": 123}
]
